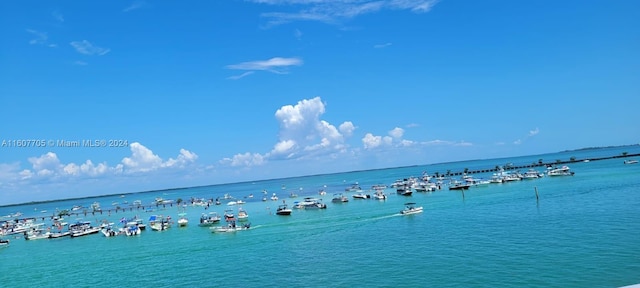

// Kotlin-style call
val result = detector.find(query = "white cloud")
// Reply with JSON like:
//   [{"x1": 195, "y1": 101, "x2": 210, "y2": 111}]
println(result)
[
  {"x1": 389, "y1": 127, "x2": 404, "y2": 139},
  {"x1": 529, "y1": 127, "x2": 540, "y2": 137},
  {"x1": 124, "y1": 1, "x2": 145, "y2": 12},
  {"x1": 220, "y1": 152, "x2": 266, "y2": 167},
  {"x1": 374, "y1": 42, "x2": 392, "y2": 48},
  {"x1": 362, "y1": 133, "x2": 382, "y2": 149},
  {"x1": 219, "y1": 97, "x2": 354, "y2": 167},
  {"x1": 226, "y1": 57, "x2": 303, "y2": 78},
  {"x1": 52, "y1": 10, "x2": 64, "y2": 22},
  {"x1": 26, "y1": 29, "x2": 56, "y2": 47},
  {"x1": 74, "y1": 61, "x2": 88, "y2": 66},
  {"x1": 514, "y1": 139, "x2": 522, "y2": 145},
  {"x1": 339, "y1": 121, "x2": 355, "y2": 137},
  {"x1": 70, "y1": 40, "x2": 110, "y2": 56},
  {"x1": 252, "y1": 0, "x2": 438, "y2": 27}
]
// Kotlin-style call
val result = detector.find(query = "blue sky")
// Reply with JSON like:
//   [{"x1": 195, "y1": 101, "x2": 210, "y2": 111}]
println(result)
[{"x1": 0, "y1": 0, "x2": 638, "y2": 205}]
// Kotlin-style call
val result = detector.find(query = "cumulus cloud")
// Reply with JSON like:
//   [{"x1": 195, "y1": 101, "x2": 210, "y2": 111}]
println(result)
[
  {"x1": 219, "y1": 97, "x2": 355, "y2": 167},
  {"x1": 251, "y1": 0, "x2": 438, "y2": 27},
  {"x1": 226, "y1": 57, "x2": 302, "y2": 79},
  {"x1": 9, "y1": 143, "x2": 197, "y2": 184},
  {"x1": 70, "y1": 40, "x2": 110, "y2": 56},
  {"x1": 389, "y1": 127, "x2": 404, "y2": 139},
  {"x1": 529, "y1": 127, "x2": 540, "y2": 137}
]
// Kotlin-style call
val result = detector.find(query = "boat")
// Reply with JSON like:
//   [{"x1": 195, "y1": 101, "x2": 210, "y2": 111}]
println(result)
[
  {"x1": 624, "y1": 159, "x2": 638, "y2": 164},
  {"x1": 101, "y1": 225, "x2": 120, "y2": 237},
  {"x1": 148, "y1": 215, "x2": 171, "y2": 231},
  {"x1": 270, "y1": 193, "x2": 279, "y2": 201},
  {"x1": 547, "y1": 165, "x2": 575, "y2": 176},
  {"x1": 372, "y1": 190, "x2": 387, "y2": 200},
  {"x1": 298, "y1": 197, "x2": 327, "y2": 209},
  {"x1": 69, "y1": 220, "x2": 101, "y2": 237},
  {"x1": 352, "y1": 193, "x2": 371, "y2": 199},
  {"x1": 448, "y1": 181, "x2": 471, "y2": 190},
  {"x1": 400, "y1": 203, "x2": 423, "y2": 215},
  {"x1": 223, "y1": 209, "x2": 235, "y2": 221},
  {"x1": 0, "y1": 238, "x2": 9, "y2": 248},
  {"x1": 120, "y1": 221, "x2": 142, "y2": 236},
  {"x1": 396, "y1": 185, "x2": 413, "y2": 196},
  {"x1": 177, "y1": 213, "x2": 188, "y2": 227},
  {"x1": 331, "y1": 193, "x2": 349, "y2": 203},
  {"x1": 199, "y1": 212, "x2": 221, "y2": 227},
  {"x1": 237, "y1": 208, "x2": 249, "y2": 222},
  {"x1": 210, "y1": 221, "x2": 251, "y2": 233},
  {"x1": 345, "y1": 183, "x2": 362, "y2": 192},
  {"x1": 23, "y1": 224, "x2": 51, "y2": 240},
  {"x1": 276, "y1": 204, "x2": 292, "y2": 215}
]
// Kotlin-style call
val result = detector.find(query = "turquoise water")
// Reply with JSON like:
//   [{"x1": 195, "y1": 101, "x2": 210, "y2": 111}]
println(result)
[{"x1": 1, "y1": 146, "x2": 639, "y2": 287}]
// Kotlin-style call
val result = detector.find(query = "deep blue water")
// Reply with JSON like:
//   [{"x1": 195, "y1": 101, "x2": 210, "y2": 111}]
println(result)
[{"x1": 1, "y1": 146, "x2": 639, "y2": 287}]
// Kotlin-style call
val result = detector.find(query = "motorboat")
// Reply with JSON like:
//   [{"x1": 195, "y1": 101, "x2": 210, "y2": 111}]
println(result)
[
  {"x1": 211, "y1": 221, "x2": 250, "y2": 233},
  {"x1": 148, "y1": 215, "x2": 171, "y2": 231},
  {"x1": 372, "y1": 190, "x2": 387, "y2": 200},
  {"x1": 237, "y1": 208, "x2": 249, "y2": 222},
  {"x1": 299, "y1": 197, "x2": 327, "y2": 209},
  {"x1": 121, "y1": 222, "x2": 142, "y2": 236},
  {"x1": 396, "y1": 185, "x2": 413, "y2": 196},
  {"x1": 448, "y1": 181, "x2": 471, "y2": 190},
  {"x1": 223, "y1": 210, "x2": 235, "y2": 222},
  {"x1": 345, "y1": 183, "x2": 362, "y2": 192},
  {"x1": 400, "y1": 203, "x2": 423, "y2": 215},
  {"x1": 331, "y1": 193, "x2": 349, "y2": 203},
  {"x1": 101, "y1": 225, "x2": 120, "y2": 237},
  {"x1": 177, "y1": 213, "x2": 189, "y2": 227},
  {"x1": 270, "y1": 193, "x2": 279, "y2": 201},
  {"x1": 0, "y1": 238, "x2": 9, "y2": 248},
  {"x1": 624, "y1": 159, "x2": 638, "y2": 164},
  {"x1": 547, "y1": 166, "x2": 575, "y2": 176},
  {"x1": 276, "y1": 204, "x2": 292, "y2": 215},
  {"x1": 24, "y1": 226, "x2": 51, "y2": 240},
  {"x1": 69, "y1": 221, "x2": 101, "y2": 237},
  {"x1": 199, "y1": 212, "x2": 221, "y2": 227},
  {"x1": 352, "y1": 193, "x2": 371, "y2": 199}
]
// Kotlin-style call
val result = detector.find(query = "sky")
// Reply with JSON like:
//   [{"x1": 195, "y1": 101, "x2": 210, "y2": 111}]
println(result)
[{"x1": 0, "y1": 0, "x2": 638, "y2": 205}]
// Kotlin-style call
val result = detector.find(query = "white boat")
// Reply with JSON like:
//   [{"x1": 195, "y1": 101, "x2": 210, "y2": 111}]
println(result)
[
  {"x1": 276, "y1": 204, "x2": 292, "y2": 215},
  {"x1": 270, "y1": 193, "x2": 279, "y2": 201},
  {"x1": 210, "y1": 222, "x2": 251, "y2": 233},
  {"x1": 624, "y1": 159, "x2": 638, "y2": 164},
  {"x1": 101, "y1": 226, "x2": 120, "y2": 237},
  {"x1": 24, "y1": 226, "x2": 51, "y2": 240},
  {"x1": 121, "y1": 222, "x2": 142, "y2": 236},
  {"x1": 352, "y1": 193, "x2": 371, "y2": 199},
  {"x1": 547, "y1": 165, "x2": 575, "y2": 176},
  {"x1": 148, "y1": 215, "x2": 171, "y2": 231},
  {"x1": 400, "y1": 203, "x2": 423, "y2": 215},
  {"x1": 199, "y1": 212, "x2": 221, "y2": 227},
  {"x1": 372, "y1": 190, "x2": 387, "y2": 200},
  {"x1": 331, "y1": 193, "x2": 349, "y2": 203},
  {"x1": 237, "y1": 208, "x2": 249, "y2": 222},
  {"x1": 345, "y1": 183, "x2": 362, "y2": 192},
  {"x1": 298, "y1": 197, "x2": 327, "y2": 209},
  {"x1": 70, "y1": 224, "x2": 101, "y2": 238},
  {"x1": 177, "y1": 213, "x2": 188, "y2": 227}
]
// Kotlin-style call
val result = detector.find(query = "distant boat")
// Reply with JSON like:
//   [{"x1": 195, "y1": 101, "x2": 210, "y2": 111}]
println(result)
[
  {"x1": 547, "y1": 166, "x2": 575, "y2": 176},
  {"x1": 177, "y1": 212, "x2": 188, "y2": 227},
  {"x1": 624, "y1": 159, "x2": 638, "y2": 164}
]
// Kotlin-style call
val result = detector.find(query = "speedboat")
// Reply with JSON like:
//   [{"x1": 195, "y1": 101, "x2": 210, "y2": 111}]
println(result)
[
  {"x1": 372, "y1": 190, "x2": 387, "y2": 200},
  {"x1": 148, "y1": 215, "x2": 171, "y2": 231},
  {"x1": 211, "y1": 221, "x2": 250, "y2": 233},
  {"x1": 396, "y1": 185, "x2": 413, "y2": 196},
  {"x1": 448, "y1": 181, "x2": 471, "y2": 190},
  {"x1": 0, "y1": 238, "x2": 9, "y2": 248},
  {"x1": 400, "y1": 203, "x2": 423, "y2": 215},
  {"x1": 199, "y1": 212, "x2": 221, "y2": 227},
  {"x1": 299, "y1": 197, "x2": 327, "y2": 209},
  {"x1": 102, "y1": 225, "x2": 120, "y2": 237},
  {"x1": 352, "y1": 193, "x2": 371, "y2": 199},
  {"x1": 120, "y1": 222, "x2": 142, "y2": 236},
  {"x1": 237, "y1": 208, "x2": 249, "y2": 222},
  {"x1": 331, "y1": 193, "x2": 349, "y2": 203},
  {"x1": 276, "y1": 204, "x2": 292, "y2": 215},
  {"x1": 547, "y1": 166, "x2": 575, "y2": 176},
  {"x1": 345, "y1": 183, "x2": 362, "y2": 192},
  {"x1": 624, "y1": 159, "x2": 638, "y2": 164},
  {"x1": 177, "y1": 213, "x2": 188, "y2": 227}
]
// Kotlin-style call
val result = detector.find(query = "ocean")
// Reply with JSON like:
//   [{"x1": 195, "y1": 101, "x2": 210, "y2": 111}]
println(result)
[{"x1": 1, "y1": 146, "x2": 639, "y2": 287}]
